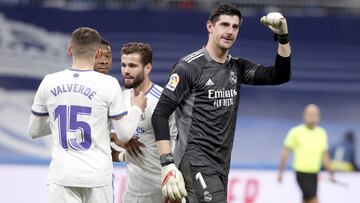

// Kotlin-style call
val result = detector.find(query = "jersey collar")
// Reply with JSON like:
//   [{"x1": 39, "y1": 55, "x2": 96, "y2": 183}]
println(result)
[
  {"x1": 202, "y1": 47, "x2": 232, "y2": 64},
  {"x1": 128, "y1": 83, "x2": 154, "y2": 95},
  {"x1": 67, "y1": 68, "x2": 94, "y2": 72},
  {"x1": 145, "y1": 83, "x2": 155, "y2": 95}
]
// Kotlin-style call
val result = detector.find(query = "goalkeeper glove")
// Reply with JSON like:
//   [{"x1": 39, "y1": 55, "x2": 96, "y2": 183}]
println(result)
[
  {"x1": 160, "y1": 154, "x2": 187, "y2": 200},
  {"x1": 260, "y1": 12, "x2": 289, "y2": 44}
]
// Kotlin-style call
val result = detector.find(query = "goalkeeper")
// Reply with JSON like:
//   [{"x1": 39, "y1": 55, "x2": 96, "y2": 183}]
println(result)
[{"x1": 152, "y1": 3, "x2": 292, "y2": 202}]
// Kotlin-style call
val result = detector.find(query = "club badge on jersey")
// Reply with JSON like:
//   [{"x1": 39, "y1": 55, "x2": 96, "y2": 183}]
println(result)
[
  {"x1": 166, "y1": 73, "x2": 179, "y2": 91},
  {"x1": 230, "y1": 71, "x2": 237, "y2": 84}
]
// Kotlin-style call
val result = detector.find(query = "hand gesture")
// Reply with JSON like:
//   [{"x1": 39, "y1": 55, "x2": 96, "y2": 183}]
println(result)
[{"x1": 260, "y1": 12, "x2": 288, "y2": 35}]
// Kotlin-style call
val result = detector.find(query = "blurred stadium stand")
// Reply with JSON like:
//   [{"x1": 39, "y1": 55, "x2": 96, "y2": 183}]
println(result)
[{"x1": 0, "y1": 0, "x2": 360, "y2": 15}]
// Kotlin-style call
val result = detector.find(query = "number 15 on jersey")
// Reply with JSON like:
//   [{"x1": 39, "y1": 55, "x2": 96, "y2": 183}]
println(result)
[{"x1": 54, "y1": 105, "x2": 92, "y2": 151}]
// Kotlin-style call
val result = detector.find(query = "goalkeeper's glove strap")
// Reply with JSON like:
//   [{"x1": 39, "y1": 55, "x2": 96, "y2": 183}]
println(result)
[
  {"x1": 160, "y1": 153, "x2": 174, "y2": 167},
  {"x1": 274, "y1": 34, "x2": 289, "y2": 44}
]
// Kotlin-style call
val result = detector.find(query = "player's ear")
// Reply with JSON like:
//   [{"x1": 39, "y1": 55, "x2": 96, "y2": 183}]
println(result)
[
  {"x1": 67, "y1": 45, "x2": 72, "y2": 57},
  {"x1": 94, "y1": 49, "x2": 100, "y2": 59},
  {"x1": 144, "y1": 63, "x2": 152, "y2": 75},
  {"x1": 206, "y1": 20, "x2": 214, "y2": 34}
]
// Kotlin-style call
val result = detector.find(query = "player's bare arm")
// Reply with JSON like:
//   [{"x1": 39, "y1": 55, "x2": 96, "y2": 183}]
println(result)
[
  {"x1": 156, "y1": 140, "x2": 172, "y2": 155},
  {"x1": 322, "y1": 151, "x2": 336, "y2": 182},
  {"x1": 278, "y1": 147, "x2": 291, "y2": 183}
]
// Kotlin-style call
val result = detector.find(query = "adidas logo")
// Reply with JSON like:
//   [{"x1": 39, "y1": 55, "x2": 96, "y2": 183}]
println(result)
[{"x1": 205, "y1": 79, "x2": 214, "y2": 86}]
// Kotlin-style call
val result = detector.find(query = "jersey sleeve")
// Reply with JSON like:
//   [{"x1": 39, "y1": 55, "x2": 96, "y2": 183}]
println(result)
[
  {"x1": 108, "y1": 78, "x2": 128, "y2": 119},
  {"x1": 284, "y1": 128, "x2": 297, "y2": 150},
  {"x1": 237, "y1": 54, "x2": 291, "y2": 85},
  {"x1": 31, "y1": 76, "x2": 49, "y2": 116},
  {"x1": 236, "y1": 58, "x2": 259, "y2": 85},
  {"x1": 161, "y1": 62, "x2": 197, "y2": 103},
  {"x1": 168, "y1": 112, "x2": 178, "y2": 140}
]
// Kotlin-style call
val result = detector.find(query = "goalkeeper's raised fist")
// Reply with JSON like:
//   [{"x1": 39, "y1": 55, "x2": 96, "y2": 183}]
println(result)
[
  {"x1": 161, "y1": 163, "x2": 187, "y2": 200},
  {"x1": 260, "y1": 12, "x2": 288, "y2": 35},
  {"x1": 260, "y1": 12, "x2": 289, "y2": 44}
]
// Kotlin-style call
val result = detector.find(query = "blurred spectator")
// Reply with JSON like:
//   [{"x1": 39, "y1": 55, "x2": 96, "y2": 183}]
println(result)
[
  {"x1": 0, "y1": 0, "x2": 359, "y2": 16},
  {"x1": 176, "y1": 0, "x2": 196, "y2": 10},
  {"x1": 329, "y1": 131, "x2": 358, "y2": 172}
]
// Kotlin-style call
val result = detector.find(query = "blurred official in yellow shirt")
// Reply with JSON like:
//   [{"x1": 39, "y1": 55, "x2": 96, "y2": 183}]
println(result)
[{"x1": 278, "y1": 104, "x2": 335, "y2": 203}]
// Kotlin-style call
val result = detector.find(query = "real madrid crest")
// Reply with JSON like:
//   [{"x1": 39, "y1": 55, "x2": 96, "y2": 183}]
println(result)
[
  {"x1": 230, "y1": 71, "x2": 237, "y2": 84},
  {"x1": 203, "y1": 191, "x2": 213, "y2": 202}
]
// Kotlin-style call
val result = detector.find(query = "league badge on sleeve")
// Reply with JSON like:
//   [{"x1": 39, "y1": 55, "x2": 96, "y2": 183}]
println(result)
[{"x1": 166, "y1": 73, "x2": 180, "y2": 91}]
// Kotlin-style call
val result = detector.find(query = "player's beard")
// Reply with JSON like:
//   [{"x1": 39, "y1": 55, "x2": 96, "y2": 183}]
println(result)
[{"x1": 123, "y1": 72, "x2": 145, "y2": 89}]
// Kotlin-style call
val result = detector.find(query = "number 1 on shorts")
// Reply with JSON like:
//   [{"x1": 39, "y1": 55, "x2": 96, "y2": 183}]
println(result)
[{"x1": 195, "y1": 172, "x2": 207, "y2": 190}]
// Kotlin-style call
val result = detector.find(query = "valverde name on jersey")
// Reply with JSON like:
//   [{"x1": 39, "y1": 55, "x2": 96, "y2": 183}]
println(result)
[{"x1": 50, "y1": 82, "x2": 97, "y2": 100}]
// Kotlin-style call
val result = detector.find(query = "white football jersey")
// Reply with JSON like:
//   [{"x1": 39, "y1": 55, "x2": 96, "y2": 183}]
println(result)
[
  {"x1": 31, "y1": 68, "x2": 127, "y2": 187},
  {"x1": 123, "y1": 83, "x2": 177, "y2": 196}
]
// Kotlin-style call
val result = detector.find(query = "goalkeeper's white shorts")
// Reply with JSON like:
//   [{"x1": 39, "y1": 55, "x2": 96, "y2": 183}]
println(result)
[{"x1": 48, "y1": 182, "x2": 113, "y2": 203}]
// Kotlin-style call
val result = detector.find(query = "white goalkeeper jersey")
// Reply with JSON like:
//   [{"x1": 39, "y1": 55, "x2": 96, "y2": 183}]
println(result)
[
  {"x1": 123, "y1": 83, "x2": 177, "y2": 196},
  {"x1": 31, "y1": 68, "x2": 127, "y2": 187}
]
